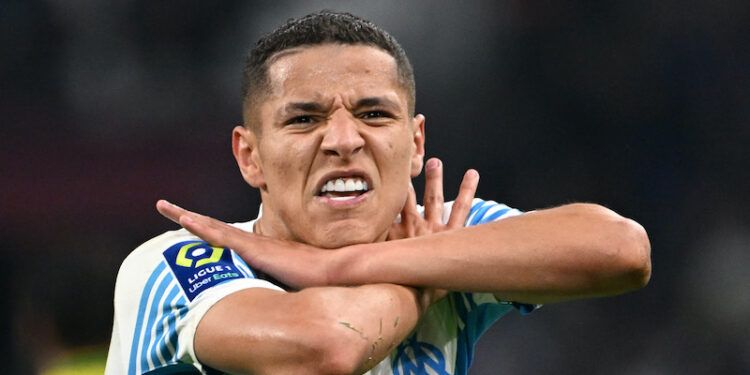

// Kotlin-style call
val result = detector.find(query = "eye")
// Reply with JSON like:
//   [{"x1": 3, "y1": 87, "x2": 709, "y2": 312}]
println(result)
[
  {"x1": 286, "y1": 115, "x2": 315, "y2": 125},
  {"x1": 359, "y1": 111, "x2": 391, "y2": 119}
]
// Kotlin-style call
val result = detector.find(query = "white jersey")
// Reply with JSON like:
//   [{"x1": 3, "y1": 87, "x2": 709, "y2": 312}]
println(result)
[{"x1": 106, "y1": 198, "x2": 535, "y2": 375}]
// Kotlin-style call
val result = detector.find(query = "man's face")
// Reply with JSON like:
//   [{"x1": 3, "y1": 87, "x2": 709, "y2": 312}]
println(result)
[{"x1": 234, "y1": 44, "x2": 425, "y2": 248}]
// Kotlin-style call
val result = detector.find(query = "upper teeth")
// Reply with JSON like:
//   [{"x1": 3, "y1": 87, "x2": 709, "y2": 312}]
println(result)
[{"x1": 320, "y1": 178, "x2": 369, "y2": 193}]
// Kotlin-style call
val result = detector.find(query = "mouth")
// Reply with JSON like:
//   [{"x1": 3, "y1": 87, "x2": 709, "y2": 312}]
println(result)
[{"x1": 316, "y1": 173, "x2": 370, "y2": 202}]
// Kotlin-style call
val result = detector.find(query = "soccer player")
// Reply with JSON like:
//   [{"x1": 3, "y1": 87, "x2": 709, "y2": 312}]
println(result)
[{"x1": 106, "y1": 11, "x2": 651, "y2": 375}]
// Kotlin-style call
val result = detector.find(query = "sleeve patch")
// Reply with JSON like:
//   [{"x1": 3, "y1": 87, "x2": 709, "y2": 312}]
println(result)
[{"x1": 162, "y1": 240, "x2": 246, "y2": 301}]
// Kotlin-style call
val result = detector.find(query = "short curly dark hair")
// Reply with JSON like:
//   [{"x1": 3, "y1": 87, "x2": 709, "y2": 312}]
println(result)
[{"x1": 241, "y1": 10, "x2": 416, "y2": 129}]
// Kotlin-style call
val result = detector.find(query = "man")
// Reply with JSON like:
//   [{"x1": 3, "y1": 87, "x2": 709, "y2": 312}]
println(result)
[{"x1": 106, "y1": 11, "x2": 651, "y2": 375}]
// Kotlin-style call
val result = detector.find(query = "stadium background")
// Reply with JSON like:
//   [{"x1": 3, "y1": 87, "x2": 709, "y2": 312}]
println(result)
[{"x1": 2, "y1": 1, "x2": 748, "y2": 374}]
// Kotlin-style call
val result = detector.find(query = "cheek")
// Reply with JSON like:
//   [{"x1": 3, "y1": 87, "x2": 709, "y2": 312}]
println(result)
[
  {"x1": 387, "y1": 138, "x2": 413, "y2": 165},
  {"x1": 263, "y1": 141, "x2": 310, "y2": 185},
  {"x1": 289, "y1": 142, "x2": 311, "y2": 174},
  {"x1": 268, "y1": 159, "x2": 292, "y2": 183},
  {"x1": 374, "y1": 139, "x2": 415, "y2": 186}
]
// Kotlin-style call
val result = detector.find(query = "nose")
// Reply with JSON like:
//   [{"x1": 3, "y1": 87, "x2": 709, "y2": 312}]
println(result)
[{"x1": 320, "y1": 111, "x2": 365, "y2": 159}]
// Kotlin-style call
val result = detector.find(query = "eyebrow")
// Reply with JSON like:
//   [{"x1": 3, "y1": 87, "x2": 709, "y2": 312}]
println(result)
[
  {"x1": 276, "y1": 101, "x2": 328, "y2": 121},
  {"x1": 354, "y1": 97, "x2": 399, "y2": 110},
  {"x1": 283, "y1": 102, "x2": 326, "y2": 113}
]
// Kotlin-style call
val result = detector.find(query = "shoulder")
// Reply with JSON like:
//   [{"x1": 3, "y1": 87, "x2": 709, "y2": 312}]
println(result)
[
  {"x1": 464, "y1": 198, "x2": 522, "y2": 225},
  {"x1": 120, "y1": 228, "x2": 198, "y2": 270},
  {"x1": 114, "y1": 228, "x2": 195, "y2": 293},
  {"x1": 431, "y1": 198, "x2": 522, "y2": 226},
  {"x1": 115, "y1": 221, "x2": 256, "y2": 295}
]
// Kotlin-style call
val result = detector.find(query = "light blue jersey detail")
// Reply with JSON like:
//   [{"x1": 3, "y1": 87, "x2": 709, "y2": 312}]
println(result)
[
  {"x1": 390, "y1": 291, "x2": 515, "y2": 375},
  {"x1": 152, "y1": 298, "x2": 187, "y2": 368},
  {"x1": 454, "y1": 293, "x2": 514, "y2": 373},
  {"x1": 139, "y1": 270, "x2": 176, "y2": 371},
  {"x1": 129, "y1": 262, "x2": 168, "y2": 375},
  {"x1": 231, "y1": 252, "x2": 256, "y2": 279},
  {"x1": 467, "y1": 199, "x2": 518, "y2": 226},
  {"x1": 129, "y1": 263, "x2": 186, "y2": 374},
  {"x1": 143, "y1": 282, "x2": 176, "y2": 367},
  {"x1": 393, "y1": 338, "x2": 450, "y2": 375}
]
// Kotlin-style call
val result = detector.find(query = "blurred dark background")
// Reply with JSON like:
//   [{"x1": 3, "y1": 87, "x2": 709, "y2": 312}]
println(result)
[{"x1": 2, "y1": 1, "x2": 748, "y2": 374}]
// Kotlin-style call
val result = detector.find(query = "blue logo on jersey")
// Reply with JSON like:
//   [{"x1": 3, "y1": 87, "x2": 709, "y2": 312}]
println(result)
[
  {"x1": 392, "y1": 336, "x2": 449, "y2": 375},
  {"x1": 163, "y1": 240, "x2": 245, "y2": 301}
]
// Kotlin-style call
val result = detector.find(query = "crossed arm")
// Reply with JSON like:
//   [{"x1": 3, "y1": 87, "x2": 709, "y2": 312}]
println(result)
[{"x1": 156, "y1": 159, "x2": 651, "y2": 374}]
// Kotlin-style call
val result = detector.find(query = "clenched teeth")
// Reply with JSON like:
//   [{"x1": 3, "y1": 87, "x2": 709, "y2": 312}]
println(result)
[{"x1": 320, "y1": 178, "x2": 369, "y2": 193}]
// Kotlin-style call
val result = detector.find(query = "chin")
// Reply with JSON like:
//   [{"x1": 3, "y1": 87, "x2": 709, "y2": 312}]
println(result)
[{"x1": 311, "y1": 223, "x2": 387, "y2": 249}]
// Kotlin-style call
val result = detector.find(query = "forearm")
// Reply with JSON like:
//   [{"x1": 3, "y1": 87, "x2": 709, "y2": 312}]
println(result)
[
  {"x1": 337, "y1": 203, "x2": 651, "y2": 304},
  {"x1": 195, "y1": 283, "x2": 424, "y2": 374},
  {"x1": 313, "y1": 283, "x2": 425, "y2": 373}
]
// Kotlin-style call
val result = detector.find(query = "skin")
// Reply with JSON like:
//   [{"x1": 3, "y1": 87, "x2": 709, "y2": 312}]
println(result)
[{"x1": 156, "y1": 44, "x2": 652, "y2": 374}]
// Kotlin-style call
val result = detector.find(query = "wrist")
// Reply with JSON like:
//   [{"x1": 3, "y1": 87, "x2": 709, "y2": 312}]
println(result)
[{"x1": 326, "y1": 243, "x2": 368, "y2": 286}]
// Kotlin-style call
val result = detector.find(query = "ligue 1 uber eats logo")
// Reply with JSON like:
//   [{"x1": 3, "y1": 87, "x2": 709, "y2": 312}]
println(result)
[
  {"x1": 176, "y1": 242, "x2": 224, "y2": 268},
  {"x1": 164, "y1": 240, "x2": 244, "y2": 301}
]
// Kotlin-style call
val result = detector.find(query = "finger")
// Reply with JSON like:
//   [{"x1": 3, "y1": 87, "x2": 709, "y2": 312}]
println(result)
[
  {"x1": 423, "y1": 157, "x2": 444, "y2": 224},
  {"x1": 403, "y1": 182, "x2": 420, "y2": 234},
  {"x1": 402, "y1": 181, "x2": 418, "y2": 218},
  {"x1": 392, "y1": 182, "x2": 418, "y2": 237},
  {"x1": 156, "y1": 199, "x2": 187, "y2": 224},
  {"x1": 447, "y1": 169, "x2": 479, "y2": 229},
  {"x1": 157, "y1": 200, "x2": 216, "y2": 229},
  {"x1": 180, "y1": 212, "x2": 260, "y2": 253},
  {"x1": 158, "y1": 200, "x2": 241, "y2": 246},
  {"x1": 178, "y1": 215, "x2": 225, "y2": 246}
]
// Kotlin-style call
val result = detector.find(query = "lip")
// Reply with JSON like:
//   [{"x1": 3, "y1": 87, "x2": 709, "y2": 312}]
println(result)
[
  {"x1": 313, "y1": 169, "x2": 373, "y2": 196},
  {"x1": 314, "y1": 190, "x2": 372, "y2": 208}
]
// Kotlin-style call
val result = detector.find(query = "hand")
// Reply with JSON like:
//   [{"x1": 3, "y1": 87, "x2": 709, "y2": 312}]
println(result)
[
  {"x1": 389, "y1": 157, "x2": 479, "y2": 240},
  {"x1": 156, "y1": 200, "x2": 336, "y2": 289},
  {"x1": 388, "y1": 157, "x2": 479, "y2": 305}
]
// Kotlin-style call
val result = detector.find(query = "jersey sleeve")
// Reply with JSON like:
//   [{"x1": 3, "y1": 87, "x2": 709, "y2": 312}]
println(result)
[{"x1": 109, "y1": 231, "x2": 282, "y2": 375}]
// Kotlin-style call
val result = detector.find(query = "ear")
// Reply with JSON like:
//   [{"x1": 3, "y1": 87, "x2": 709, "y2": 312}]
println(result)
[
  {"x1": 409, "y1": 114, "x2": 426, "y2": 177},
  {"x1": 232, "y1": 126, "x2": 266, "y2": 189}
]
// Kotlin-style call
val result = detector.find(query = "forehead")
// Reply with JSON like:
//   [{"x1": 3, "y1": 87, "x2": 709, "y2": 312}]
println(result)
[{"x1": 263, "y1": 44, "x2": 405, "y2": 107}]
